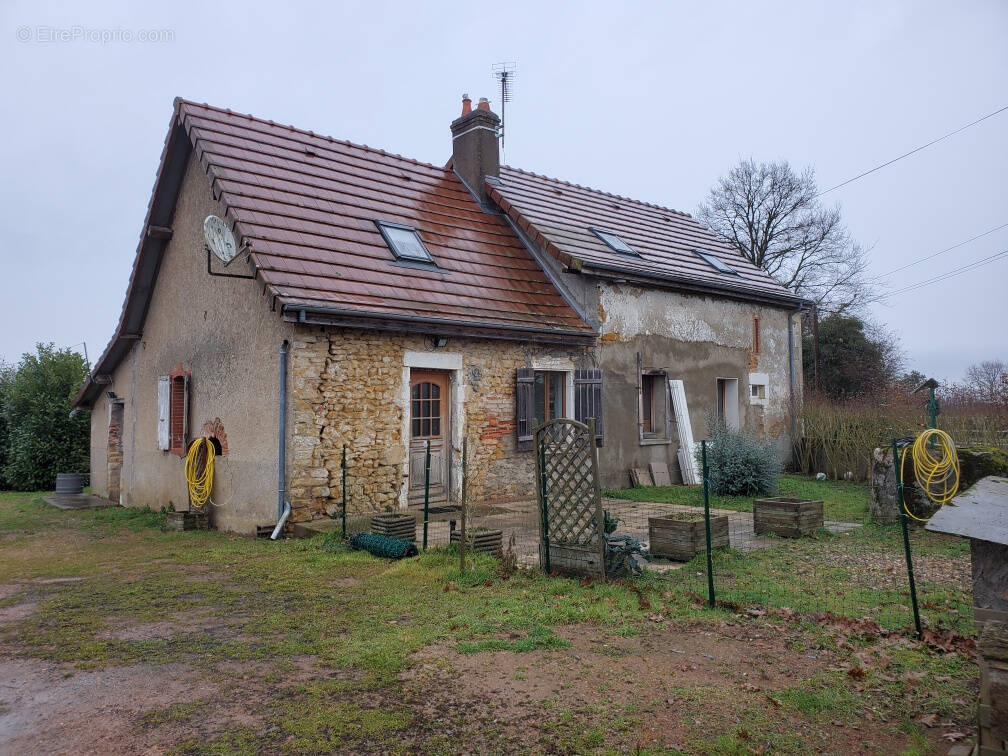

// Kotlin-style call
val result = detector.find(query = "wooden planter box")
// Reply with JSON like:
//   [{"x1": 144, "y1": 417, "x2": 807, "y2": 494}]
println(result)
[
  {"x1": 753, "y1": 497, "x2": 824, "y2": 538},
  {"x1": 166, "y1": 511, "x2": 209, "y2": 531},
  {"x1": 371, "y1": 512, "x2": 417, "y2": 541},
  {"x1": 649, "y1": 514, "x2": 729, "y2": 561},
  {"x1": 450, "y1": 528, "x2": 503, "y2": 558}
]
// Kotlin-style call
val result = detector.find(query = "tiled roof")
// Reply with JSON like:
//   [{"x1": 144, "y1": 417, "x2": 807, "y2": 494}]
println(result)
[
  {"x1": 178, "y1": 101, "x2": 593, "y2": 336},
  {"x1": 487, "y1": 167, "x2": 800, "y2": 303}
]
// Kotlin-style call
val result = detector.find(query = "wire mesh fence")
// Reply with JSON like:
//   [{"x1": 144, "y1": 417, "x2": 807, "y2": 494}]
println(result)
[
  {"x1": 602, "y1": 440, "x2": 974, "y2": 636},
  {"x1": 331, "y1": 433, "x2": 973, "y2": 641}
]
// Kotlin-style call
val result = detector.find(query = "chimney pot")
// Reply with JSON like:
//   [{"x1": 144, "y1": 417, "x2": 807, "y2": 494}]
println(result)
[{"x1": 450, "y1": 96, "x2": 501, "y2": 208}]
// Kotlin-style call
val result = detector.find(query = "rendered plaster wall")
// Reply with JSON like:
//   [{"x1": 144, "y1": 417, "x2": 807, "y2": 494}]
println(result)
[
  {"x1": 595, "y1": 283, "x2": 799, "y2": 488},
  {"x1": 93, "y1": 152, "x2": 297, "y2": 533},
  {"x1": 88, "y1": 391, "x2": 111, "y2": 498}
]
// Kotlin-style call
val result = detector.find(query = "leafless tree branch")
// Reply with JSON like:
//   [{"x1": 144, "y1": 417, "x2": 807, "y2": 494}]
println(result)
[{"x1": 697, "y1": 158, "x2": 874, "y2": 313}]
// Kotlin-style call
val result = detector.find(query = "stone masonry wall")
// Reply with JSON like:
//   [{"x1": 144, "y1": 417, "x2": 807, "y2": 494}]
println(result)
[
  {"x1": 289, "y1": 328, "x2": 405, "y2": 522},
  {"x1": 287, "y1": 326, "x2": 587, "y2": 523},
  {"x1": 106, "y1": 403, "x2": 123, "y2": 505}
]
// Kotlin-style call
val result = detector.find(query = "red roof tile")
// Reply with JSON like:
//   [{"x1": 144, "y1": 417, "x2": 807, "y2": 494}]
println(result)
[
  {"x1": 487, "y1": 167, "x2": 800, "y2": 303},
  {"x1": 177, "y1": 101, "x2": 593, "y2": 336}
]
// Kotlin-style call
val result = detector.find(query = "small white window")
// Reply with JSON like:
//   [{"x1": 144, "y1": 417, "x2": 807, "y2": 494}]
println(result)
[
  {"x1": 749, "y1": 372, "x2": 769, "y2": 406},
  {"x1": 695, "y1": 249, "x2": 739, "y2": 275},
  {"x1": 376, "y1": 221, "x2": 433, "y2": 263}
]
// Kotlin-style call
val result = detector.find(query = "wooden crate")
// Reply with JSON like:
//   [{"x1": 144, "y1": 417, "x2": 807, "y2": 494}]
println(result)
[
  {"x1": 649, "y1": 514, "x2": 729, "y2": 561},
  {"x1": 450, "y1": 528, "x2": 503, "y2": 557},
  {"x1": 371, "y1": 512, "x2": 417, "y2": 541},
  {"x1": 753, "y1": 497, "x2": 824, "y2": 538},
  {"x1": 544, "y1": 543, "x2": 605, "y2": 579},
  {"x1": 166, "y1": 511, "x2": 209, "y2": 531}
]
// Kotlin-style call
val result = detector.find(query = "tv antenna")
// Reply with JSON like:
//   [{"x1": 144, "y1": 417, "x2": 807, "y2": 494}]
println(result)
[{"x1": 492, "y1": 62, "x2": 516, "y2": 162}]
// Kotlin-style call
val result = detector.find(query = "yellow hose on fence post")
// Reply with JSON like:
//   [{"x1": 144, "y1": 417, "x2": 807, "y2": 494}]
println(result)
[
  {"x1": 899, "y1": 428, "x2": 960, "y2": 521},
  {"x1": 185, "y1": 438, "x2": 215, "y2": 511}
]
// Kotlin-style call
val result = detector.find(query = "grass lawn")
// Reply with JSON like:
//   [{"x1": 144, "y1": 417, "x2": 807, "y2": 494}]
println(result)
[
  {"x1": 607, "y1": 475, "x2": 973, "y2": 634},
  {"x1": 606, "y1": 474, "x2": 872, "y2": 521},
  {"x1": 0, "y1": 491, "x2": 979, "y2": 754}
]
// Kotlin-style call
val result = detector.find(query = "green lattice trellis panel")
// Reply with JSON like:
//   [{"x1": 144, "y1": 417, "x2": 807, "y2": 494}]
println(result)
[{"x1": 535, "y1": 418, "x2": 605, "y2": 578}]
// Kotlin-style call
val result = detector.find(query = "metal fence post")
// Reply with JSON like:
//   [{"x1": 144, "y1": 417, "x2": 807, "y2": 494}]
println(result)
[
  {"x1": 341, "y1": 444, "x2": 347, "y2": 539},
  {"x1": 892, "y1": 439, "x2": 923, "y2": 638},
  {"x1": 702, "y1": 440, "x2": 716, "y2": 609},
  {"x1": 459, "y1": 436, "x2": 468, "y2": 575},
  {"x1": 422, "y1": 439, "x2": 431, "y2": 550},
  {"x1": 539, "y1": 435, "x2": 551, "y2": 575}
]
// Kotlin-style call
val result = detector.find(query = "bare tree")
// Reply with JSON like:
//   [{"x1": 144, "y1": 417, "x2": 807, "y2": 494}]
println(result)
[
  {"x1": 697, "y1": 159, "x2": 872, "y2": 313},
  {"x1": 964, "y1": 359, "x2": 1008, "y2": 403}
]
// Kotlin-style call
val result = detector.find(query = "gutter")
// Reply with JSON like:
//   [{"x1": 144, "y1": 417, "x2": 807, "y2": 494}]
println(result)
[
  {"x1": 578, "y1": 261, "x2": 807, "y2": 310},
  {"x1": 284, "y1": 304, "x2": 597, "y2": 345}
]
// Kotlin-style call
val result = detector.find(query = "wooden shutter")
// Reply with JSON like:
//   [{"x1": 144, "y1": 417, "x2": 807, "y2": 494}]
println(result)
[
  {"x1": 515, "y1": 368, "x2": 534, "y2": 452},
  {"x1": 157, "y1": 376, "x2": 170, "y2": 450},
  {"x1": 574, "y1": 369, "x2": 604, "y2": 447},
  {"x1": 636, "y1": 352, "x2": 644, "y2": 443},
  {"x1": 169, "y1": 371, "x2": 189, "y2": 456}
]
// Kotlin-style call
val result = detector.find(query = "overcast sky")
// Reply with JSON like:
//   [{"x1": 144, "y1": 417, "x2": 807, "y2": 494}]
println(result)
[{"x1": 2, "y1": 0, "x2": 1005, "y2": 382}]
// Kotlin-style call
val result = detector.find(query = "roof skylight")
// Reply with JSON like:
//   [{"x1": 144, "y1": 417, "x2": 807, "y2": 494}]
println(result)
[
  {"x1": 589, "y1": 227, "x2": 638, "y2": 255},
  {"x1": 695, "y1": 249, "x2": 739, "y2": 275},
  {"x1": 376, "y1": 221, "x2": 433, "y2": 263}
]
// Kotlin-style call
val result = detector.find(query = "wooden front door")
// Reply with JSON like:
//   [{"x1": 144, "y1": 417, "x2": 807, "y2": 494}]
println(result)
[{"x1": 408, "y1": 370, "x2": 449, "y2": 505}]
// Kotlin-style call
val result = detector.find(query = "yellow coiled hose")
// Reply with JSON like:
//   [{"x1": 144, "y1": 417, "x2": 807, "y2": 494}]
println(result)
[
  {"x1": 185, "y1": 437, "x2": 215, "y2": 510},
  {"x1": 899, "y1": 428, "x2": 959, "y2": 521}
]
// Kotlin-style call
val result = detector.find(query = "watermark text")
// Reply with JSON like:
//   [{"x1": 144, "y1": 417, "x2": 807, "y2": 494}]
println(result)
[{"x1": 16, "y1": 26, "x2": 175, "y2": 44}]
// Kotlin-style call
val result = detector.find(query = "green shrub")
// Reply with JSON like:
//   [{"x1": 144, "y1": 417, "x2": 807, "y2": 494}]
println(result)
[
  {"x1": 697, "y1": 415, "x2": 781, "y2": 496},
  {"x1": 2, "y1": 344, "x2": 89, "y2": 491}
]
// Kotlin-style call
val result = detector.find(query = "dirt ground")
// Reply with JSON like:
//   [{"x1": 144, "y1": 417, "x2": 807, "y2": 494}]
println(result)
[
  {"x1": 0, "y1": 494, "x2": 978, "y2": 754},
  {"x1": 0, "y1": 596, "x2": 967, "y2": 755},
  {"x1": 401, "y1": 622, "x2": 948, "y2": 755}
]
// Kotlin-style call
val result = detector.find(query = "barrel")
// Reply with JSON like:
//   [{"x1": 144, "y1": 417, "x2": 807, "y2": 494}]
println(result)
[{"x1": 55, "y1": 473, "x2": 83, "y2": 495}]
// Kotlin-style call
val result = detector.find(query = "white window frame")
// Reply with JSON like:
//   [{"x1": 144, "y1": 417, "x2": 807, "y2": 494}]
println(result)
[{"x1": 748, "y1": 372, "x2": 769, "y2": 406}]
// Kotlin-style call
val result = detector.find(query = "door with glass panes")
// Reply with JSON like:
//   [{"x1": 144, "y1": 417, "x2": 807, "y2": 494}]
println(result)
[{"x1": 408, "y1": 370, "x2": 449, "y2": 505}]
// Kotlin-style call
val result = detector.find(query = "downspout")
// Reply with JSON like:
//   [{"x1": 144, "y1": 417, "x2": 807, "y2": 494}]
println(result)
[
  {"x1": 271, "y1": 339, "x2": 291, "y2": 539},
  {"x1": 787, "y1": 303, "x2": 807, "y2": 467}
]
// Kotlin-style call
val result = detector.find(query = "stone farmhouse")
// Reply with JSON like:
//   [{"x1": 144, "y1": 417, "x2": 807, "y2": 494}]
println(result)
[{"x1": 72, "y1": 95, "x2": 806, "y2": 534}]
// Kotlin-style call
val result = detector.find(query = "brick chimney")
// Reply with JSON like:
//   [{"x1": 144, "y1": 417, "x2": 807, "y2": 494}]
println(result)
[{"x1": 450, "y1": 94, "x2": 500, "y2": 207}]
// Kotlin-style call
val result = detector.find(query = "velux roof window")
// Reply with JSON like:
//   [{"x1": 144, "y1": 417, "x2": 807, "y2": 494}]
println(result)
[
  {"x1": 376, "y1": 220, "x2": 433, "y2": 263},
  {"x1": 695, "y1": 249, "x2": 739, "y2": 275},
  {"x1": 589, "y1": 227, "x2": 638, "y2": 256}
]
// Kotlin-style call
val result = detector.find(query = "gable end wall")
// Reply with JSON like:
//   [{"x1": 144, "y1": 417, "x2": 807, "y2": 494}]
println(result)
[{"x1": 90, "y1": 152, "x2": 297, "y2": 532}]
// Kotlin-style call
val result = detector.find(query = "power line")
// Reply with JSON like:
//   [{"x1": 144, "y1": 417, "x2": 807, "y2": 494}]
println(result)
[
  {"x1": 871, "y1": 221, "x2": 1008, "y2": 280},
  {"x1": 815, "y1": 103, "x2": 1008, "y2": 198},
  {"x1": 871, "y1": 247, "x2": 1008, "y2": 302}
]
